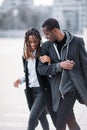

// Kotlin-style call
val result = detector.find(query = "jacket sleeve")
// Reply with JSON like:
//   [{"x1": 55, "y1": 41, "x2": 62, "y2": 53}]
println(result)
[
  {"x1": 20, "y1": 76, "x2": 26, "y2": 84},
  {"x1": 38, "y1": 42, "x2": 62, "y2": 76},
  {"x1": 38, "y1": 61, "x2": 62, "y2": 76},
  {"x1": 79, "y1": 38, "x2": 87, "y2": 84}
]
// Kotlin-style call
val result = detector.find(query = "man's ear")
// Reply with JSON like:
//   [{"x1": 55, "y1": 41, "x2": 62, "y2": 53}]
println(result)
[{"x1": 52, "y1": 28, "x2": 58, "y2": 34}]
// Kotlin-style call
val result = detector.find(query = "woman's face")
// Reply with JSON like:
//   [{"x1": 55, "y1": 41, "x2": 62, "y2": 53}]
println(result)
[{"x1": 28, "y1": 35, "x2": 39, "y2": 51}]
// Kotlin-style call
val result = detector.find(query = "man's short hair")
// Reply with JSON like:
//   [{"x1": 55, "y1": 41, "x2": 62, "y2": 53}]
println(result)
[{"x1": 42, "y1": 18, "x2": 60, "y2": 31}]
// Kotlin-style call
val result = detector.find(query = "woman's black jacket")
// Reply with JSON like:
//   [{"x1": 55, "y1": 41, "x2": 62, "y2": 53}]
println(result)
[{"x1": 22, "y1": 56, "x2": 56, "y2": 126}]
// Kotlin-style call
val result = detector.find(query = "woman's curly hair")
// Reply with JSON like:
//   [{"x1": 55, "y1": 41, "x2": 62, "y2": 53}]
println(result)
[{"x1": 23, "y1": 28, "x2": 41, "y2": 59}]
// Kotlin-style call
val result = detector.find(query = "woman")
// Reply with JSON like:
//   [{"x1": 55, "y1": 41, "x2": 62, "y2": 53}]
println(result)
[{"x1": 14, "y1": 28, "x2": 50, "y2": 130}]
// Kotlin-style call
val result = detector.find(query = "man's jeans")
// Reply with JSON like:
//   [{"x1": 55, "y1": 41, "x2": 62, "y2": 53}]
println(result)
[{"x1": 56, "y1": 92, "x2": 81, "y2": 130}]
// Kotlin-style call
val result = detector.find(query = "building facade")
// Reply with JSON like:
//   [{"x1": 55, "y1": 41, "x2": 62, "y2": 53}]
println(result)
[
  {"x1": 52, "y1": 0, "x2": 87, "y2": 33},
  {"x1": 0, "y1": 0, "x2": 33, "y2": 13}
]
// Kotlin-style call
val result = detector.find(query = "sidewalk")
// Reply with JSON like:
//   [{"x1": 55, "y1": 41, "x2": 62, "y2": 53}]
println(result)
[{"x1": 0, "y1": 92, "x2": 87, "y2": 130}]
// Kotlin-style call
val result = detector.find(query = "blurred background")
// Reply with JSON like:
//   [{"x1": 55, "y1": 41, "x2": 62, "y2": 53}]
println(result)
[
  {"x1": 0, "y1": 0, "x2": 87, "y2": 37},
  {"x1": 0, "y1": 0, "x2": 87, "y2": 130}
]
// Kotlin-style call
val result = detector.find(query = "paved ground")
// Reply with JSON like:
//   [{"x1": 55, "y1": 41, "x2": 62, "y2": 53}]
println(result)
[{"x1": 0, "y1": 38, "x2": 87, "y2": 130}]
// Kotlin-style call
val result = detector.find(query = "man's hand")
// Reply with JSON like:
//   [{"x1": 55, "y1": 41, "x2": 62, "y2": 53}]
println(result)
[{"x1": 60, "y1": 60, "x2": 75, "y2": 70}]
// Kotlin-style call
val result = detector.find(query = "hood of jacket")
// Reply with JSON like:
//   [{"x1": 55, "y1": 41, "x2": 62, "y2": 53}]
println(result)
[{"x1": 64, "y1": 30, "x2": 74, "y2": 45}]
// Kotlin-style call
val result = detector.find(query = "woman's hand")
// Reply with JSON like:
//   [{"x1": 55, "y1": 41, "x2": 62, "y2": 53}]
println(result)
[
  {"x1": 40, "y1": 55, "x2": 51, "y2": 64},
  {"x1": 14, "y1": 79, "x2": 21, "y2": 88}
]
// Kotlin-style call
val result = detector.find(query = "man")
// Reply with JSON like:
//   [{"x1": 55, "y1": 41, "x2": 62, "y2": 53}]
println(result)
[{"x1": 38, "y1": 18, "x2": 87, "y2": 130}]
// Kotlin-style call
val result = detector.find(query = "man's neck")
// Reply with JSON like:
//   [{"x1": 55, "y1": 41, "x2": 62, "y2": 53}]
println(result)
[{"x1": 56, "y1": 31, "x2": 65, "y2": 42}]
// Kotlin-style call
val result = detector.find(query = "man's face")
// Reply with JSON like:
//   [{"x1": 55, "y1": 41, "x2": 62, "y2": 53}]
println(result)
[{"x1": 42, "y1": 26, "x2": 57, "y2": 42}]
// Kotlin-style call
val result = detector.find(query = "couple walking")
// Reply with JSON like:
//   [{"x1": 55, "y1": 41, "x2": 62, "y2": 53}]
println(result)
[{"x1": 14, "y1": 18, "x2": 87, "y2": 130}]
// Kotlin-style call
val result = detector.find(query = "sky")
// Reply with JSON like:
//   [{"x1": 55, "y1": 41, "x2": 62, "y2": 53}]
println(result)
[{"x1": 0, "y1": 0, "x2": 53, "y2": 6}]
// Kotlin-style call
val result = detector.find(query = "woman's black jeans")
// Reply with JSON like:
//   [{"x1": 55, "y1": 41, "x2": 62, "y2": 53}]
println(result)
[{"x1": 27, "y1": 87, "x2": 49, "y2": 130}]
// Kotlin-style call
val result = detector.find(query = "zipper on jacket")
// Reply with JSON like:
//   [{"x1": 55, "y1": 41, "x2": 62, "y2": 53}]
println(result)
[
  {"x1": 59, "y1": 69, "x2": 65, "y2": 99},
  {"x1": 53, "y1": 44, "x2": 65, "y2": 99},
  {"x1": 53, "y1": 42, "x2": 70, "y2": 99}
]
